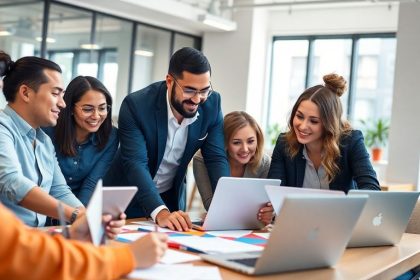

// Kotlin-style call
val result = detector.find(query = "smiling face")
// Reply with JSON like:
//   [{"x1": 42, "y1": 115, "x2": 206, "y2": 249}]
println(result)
[
  {"x1": 227, "y1": 124, "x2": 258, "y2": 166},
  {"x1": 73, "y1": 89, "x2": 108, "y2": 142},
  {"x1": 293, "y1": 100, "x2": 324, "y2": 148},
  {"x1": 167, "y1": 71, "x2": 211, "y2": 123},
  {"x1": 26, "y1": 69, "x2": 65, "y2": 128}
]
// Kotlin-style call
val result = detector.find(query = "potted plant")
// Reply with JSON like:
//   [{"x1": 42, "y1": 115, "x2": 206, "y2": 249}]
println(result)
[
  {"x1": 360, "y1": 118, "x2": 390, "y2": 161},
  {"x1": 267, "y1": 123, "x2": 283, "y2": 147}
]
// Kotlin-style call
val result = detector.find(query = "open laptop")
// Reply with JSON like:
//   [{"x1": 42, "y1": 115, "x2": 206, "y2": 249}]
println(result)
[
  {"x1": 264, "y1": 185, "x2": 345, "y2": 214},
  {"x1": 347, "y1": 190, "x2": 420, "y2": 247},
  {"x1": 192, "y1": 177, "x2": 281, "y2": 231},
  {"x1": 201, "y1": 194, "x2": 368, "y2": 275}
]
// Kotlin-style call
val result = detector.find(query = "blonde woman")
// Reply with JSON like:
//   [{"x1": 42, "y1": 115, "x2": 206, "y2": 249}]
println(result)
[{"x1": 193, "y1": 111, "x2": 273, "y2": 225}]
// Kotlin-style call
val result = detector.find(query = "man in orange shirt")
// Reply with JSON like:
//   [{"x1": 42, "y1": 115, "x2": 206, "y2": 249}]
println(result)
[{"x1": 0, "y1": 203, "x2": 167, "y2": 280}]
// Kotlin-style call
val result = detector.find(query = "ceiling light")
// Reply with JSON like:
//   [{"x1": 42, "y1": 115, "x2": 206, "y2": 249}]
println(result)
[
  {"x1": 198, "y1": 14, "x2": 237, "y2": 31},
  {"x1": 35, "y1": 36, "x2": 56, "y2": 43},
  {"x1": 0, "y1": 30, "x2": 12, "y2": 36},
  {"x1": 135, "y1": 49, "x2": 154, "y2": 57},
  {"x1": 80, "y1": 43, "x2": 101, "y2": 50}
]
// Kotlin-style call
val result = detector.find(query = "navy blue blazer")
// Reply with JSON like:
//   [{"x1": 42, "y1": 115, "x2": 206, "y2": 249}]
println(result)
[
  {"x1": 267, "y1": 130, "x2": 380, "y2": 192},
  {"x1": 104, "y1": 81, "x2": 230, "y2": 218}
]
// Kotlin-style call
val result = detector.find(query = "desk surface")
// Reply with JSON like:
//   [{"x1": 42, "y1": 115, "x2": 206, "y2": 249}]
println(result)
[{"x1": 122, "y1": 221, "x2": 420, "y2": 280}]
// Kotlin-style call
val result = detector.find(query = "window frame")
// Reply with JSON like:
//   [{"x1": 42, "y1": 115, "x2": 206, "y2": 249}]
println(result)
[{"x1": 268, "y1": 33, "x2": 396, "y2": 126}]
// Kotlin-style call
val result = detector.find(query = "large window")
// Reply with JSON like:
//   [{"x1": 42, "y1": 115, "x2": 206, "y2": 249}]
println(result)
[
  {"x1": 0, "y1": 0, "x2": 202, "y2": 115},
  {"x1": 268, "y1": 34, "x2": 396, "y2": 156},
  {"x1": 131, "y1": 26, "x2": 171, "y2": 92},
  {"x1": 0, "y1": 0, "x2": 44, "y2": 108}
]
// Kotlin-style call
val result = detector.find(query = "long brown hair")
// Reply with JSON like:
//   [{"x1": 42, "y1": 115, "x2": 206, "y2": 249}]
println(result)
[
  {"x1": 224, "y1": 111, "x2": 264, "y2": 174},
  {"x1": 285, "y1": 73, "x2": 351, "y2": 181}
]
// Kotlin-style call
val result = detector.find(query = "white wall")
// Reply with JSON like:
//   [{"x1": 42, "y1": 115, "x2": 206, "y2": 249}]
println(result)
[
  {"x1": 387, "y1": 2, "x2": 420, "y2": 188},
  {"x1": 203, "y1": 9, "x2": 255, "y2": 115},
  {"x1": 267, "y1": 4, "x2": 398, "y2": 36}
]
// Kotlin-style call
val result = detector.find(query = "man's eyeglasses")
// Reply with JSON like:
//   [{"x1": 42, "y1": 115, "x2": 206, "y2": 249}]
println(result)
[
  {"x1": 171, "y1": 75, "x2": 213, "y2": 98},
  {"x1": 75, "y1": 104, "x2": 111, "y2": 116}
]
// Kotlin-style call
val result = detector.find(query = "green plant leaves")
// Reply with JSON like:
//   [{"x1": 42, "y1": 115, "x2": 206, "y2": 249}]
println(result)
[{"x1": 360, "y1": 118, "x2": 390, "y2": 148}]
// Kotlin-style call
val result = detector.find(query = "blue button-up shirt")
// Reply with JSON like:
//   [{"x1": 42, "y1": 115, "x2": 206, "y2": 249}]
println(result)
[
  {"x1": 0, "y1": 106, "x2": 82, "y2": 226},
  {"x1": 44, "y1": 126, "x2": 119, "y2": 206}
]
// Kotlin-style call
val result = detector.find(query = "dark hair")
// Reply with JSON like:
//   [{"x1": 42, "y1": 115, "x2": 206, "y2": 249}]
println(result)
[
  {"x1": 0, "y1": 51, "x2": 61, "y2": 102},
  {"x1": 285, "y1": 73, "x2": 351, "y2": 182},
  {"x1": 168, "y1": 47, "x2": 211, "y2": 79},
  {"x1": 54, "y1": 76, "x2": 113, "y2": 156}
]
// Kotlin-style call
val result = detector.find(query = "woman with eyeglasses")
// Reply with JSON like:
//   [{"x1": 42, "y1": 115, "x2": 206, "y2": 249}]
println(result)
[{"x1": 44, "y1": 76, "x2": 118, "y2": 206}]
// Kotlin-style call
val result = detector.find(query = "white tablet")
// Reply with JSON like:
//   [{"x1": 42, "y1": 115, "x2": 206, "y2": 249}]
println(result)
[{"x1": 103, "y1": 186, "x2": 138, "y2": 218}]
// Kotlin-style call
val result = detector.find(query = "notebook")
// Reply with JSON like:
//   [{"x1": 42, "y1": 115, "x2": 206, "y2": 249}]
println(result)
[
  {"x1": 200, "y1": 194, "x2": 368, "y2": 275},
  {"x1": 264, "y1": 185, "x2": 345, "y2": 214},
  {"x1": 347, "y1": 190, "x2": 419, "y2": 247},
  {"x1": 193, "y1": 177, "x2": 281, "y2": 231}
]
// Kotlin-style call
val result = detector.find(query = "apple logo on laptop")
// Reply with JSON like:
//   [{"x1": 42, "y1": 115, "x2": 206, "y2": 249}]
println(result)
[
  {"x1": 372, "y1": 213, "x2": 383, "y2": 227},
  {"x1": 307, "y1": 227, "x2": 320, "y2": 241}
]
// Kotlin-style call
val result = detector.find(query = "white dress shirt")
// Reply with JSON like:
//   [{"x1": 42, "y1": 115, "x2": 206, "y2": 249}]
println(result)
[
  {"x1": 302, "y1": 145, "x2": 329, "y2": 189},
  {"x1": 150, "y1": 91, "x2": 199, "y2": 221}
]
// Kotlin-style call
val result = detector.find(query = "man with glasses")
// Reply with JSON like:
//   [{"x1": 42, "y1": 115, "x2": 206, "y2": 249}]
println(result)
[{"x1": 105, "y1": 47, "x2": 230, "y2": 231}]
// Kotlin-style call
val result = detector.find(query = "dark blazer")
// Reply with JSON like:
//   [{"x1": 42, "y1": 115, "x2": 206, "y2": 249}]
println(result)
[
  {"x1": 268, "y1": 130, "x2": 380, "y2": 192},
  {"x1": 104, "y1": 81, "x2": 230, "y2": 218}
]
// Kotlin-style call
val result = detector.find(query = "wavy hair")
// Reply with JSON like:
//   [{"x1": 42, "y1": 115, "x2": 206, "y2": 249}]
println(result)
[
  {"x1": 285, "y1": 73, "x2": 352, "y2": 182},
  {"x1": 224, "y1": 111, "x2": 264, "y2": 174}
]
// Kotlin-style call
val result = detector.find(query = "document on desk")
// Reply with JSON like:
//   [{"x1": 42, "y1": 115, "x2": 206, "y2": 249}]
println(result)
[
  {"x1": 206, "y1": 230, "x2": 252, "y2": 238},
  {"x1": 127, "y1": 264, "x2": 221, "y2": 280},
  {"x1": 117, "y1": 232, "x2": 148, "y2": 242},
  {"x1": 121, "y1": 224, "x2": 143, "y2": 231},
  {"x1": 253, "y1": 232, "x2": 270, "y2": 239},
  {"x1": 168, "y1": 235, "x2": 263, "y2": 254},
  {"x1": 132, "y1": 221, "x2": 174, "y2": 233},
  {"x1": 161, "y1": 249, "x2": 200, "y2": 264},
  {"x1": 117, "y1": 233, "x2": 200, "y2": 264}
]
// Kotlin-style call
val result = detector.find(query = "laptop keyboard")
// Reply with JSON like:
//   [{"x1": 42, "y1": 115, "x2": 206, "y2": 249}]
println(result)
[{"x1": 229, "y1": 258, "x2": 258, "y2": 267}]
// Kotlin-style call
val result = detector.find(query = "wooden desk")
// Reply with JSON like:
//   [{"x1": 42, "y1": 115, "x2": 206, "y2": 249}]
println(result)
[{"x1": 123, "y1": 230, "x2": 420, "y2": 280}]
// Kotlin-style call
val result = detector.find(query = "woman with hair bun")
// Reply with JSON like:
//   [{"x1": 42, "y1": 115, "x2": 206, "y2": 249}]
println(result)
[{"x1": 268, "y1": 73, "x2": 380, "y2": 192}]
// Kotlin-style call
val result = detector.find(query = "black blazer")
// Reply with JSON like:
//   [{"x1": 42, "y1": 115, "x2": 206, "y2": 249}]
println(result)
[
  {"x1": 104, "y1": 81, "x2": 230, "y2": 218},
  {"x1": 268, "y1": 130, "x2": 380, "y2": 192}
]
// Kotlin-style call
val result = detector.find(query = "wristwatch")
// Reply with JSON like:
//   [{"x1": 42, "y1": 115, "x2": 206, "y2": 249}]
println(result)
[{"x1": 69, "y1": 207, "x2": 80, "y2": 224}]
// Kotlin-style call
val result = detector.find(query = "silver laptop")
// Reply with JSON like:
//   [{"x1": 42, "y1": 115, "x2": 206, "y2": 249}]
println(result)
[
  {"x1": 264, "y1": 185, "x2": 345, "y2": 214},
  {"x1": 201, "y1": 194, "x2": 368, "y2": 275},
  {"x1": 347, "y1": 190, "x2": 419, "y2": 247},
  {"x1": 193, "y1": 177, "x2": 281, "y2": 231}
]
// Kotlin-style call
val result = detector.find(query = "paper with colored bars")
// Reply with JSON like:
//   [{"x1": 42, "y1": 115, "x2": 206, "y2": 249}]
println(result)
[{"x1": 117, "y1": 221, "x2": 269, "y2": 255}]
